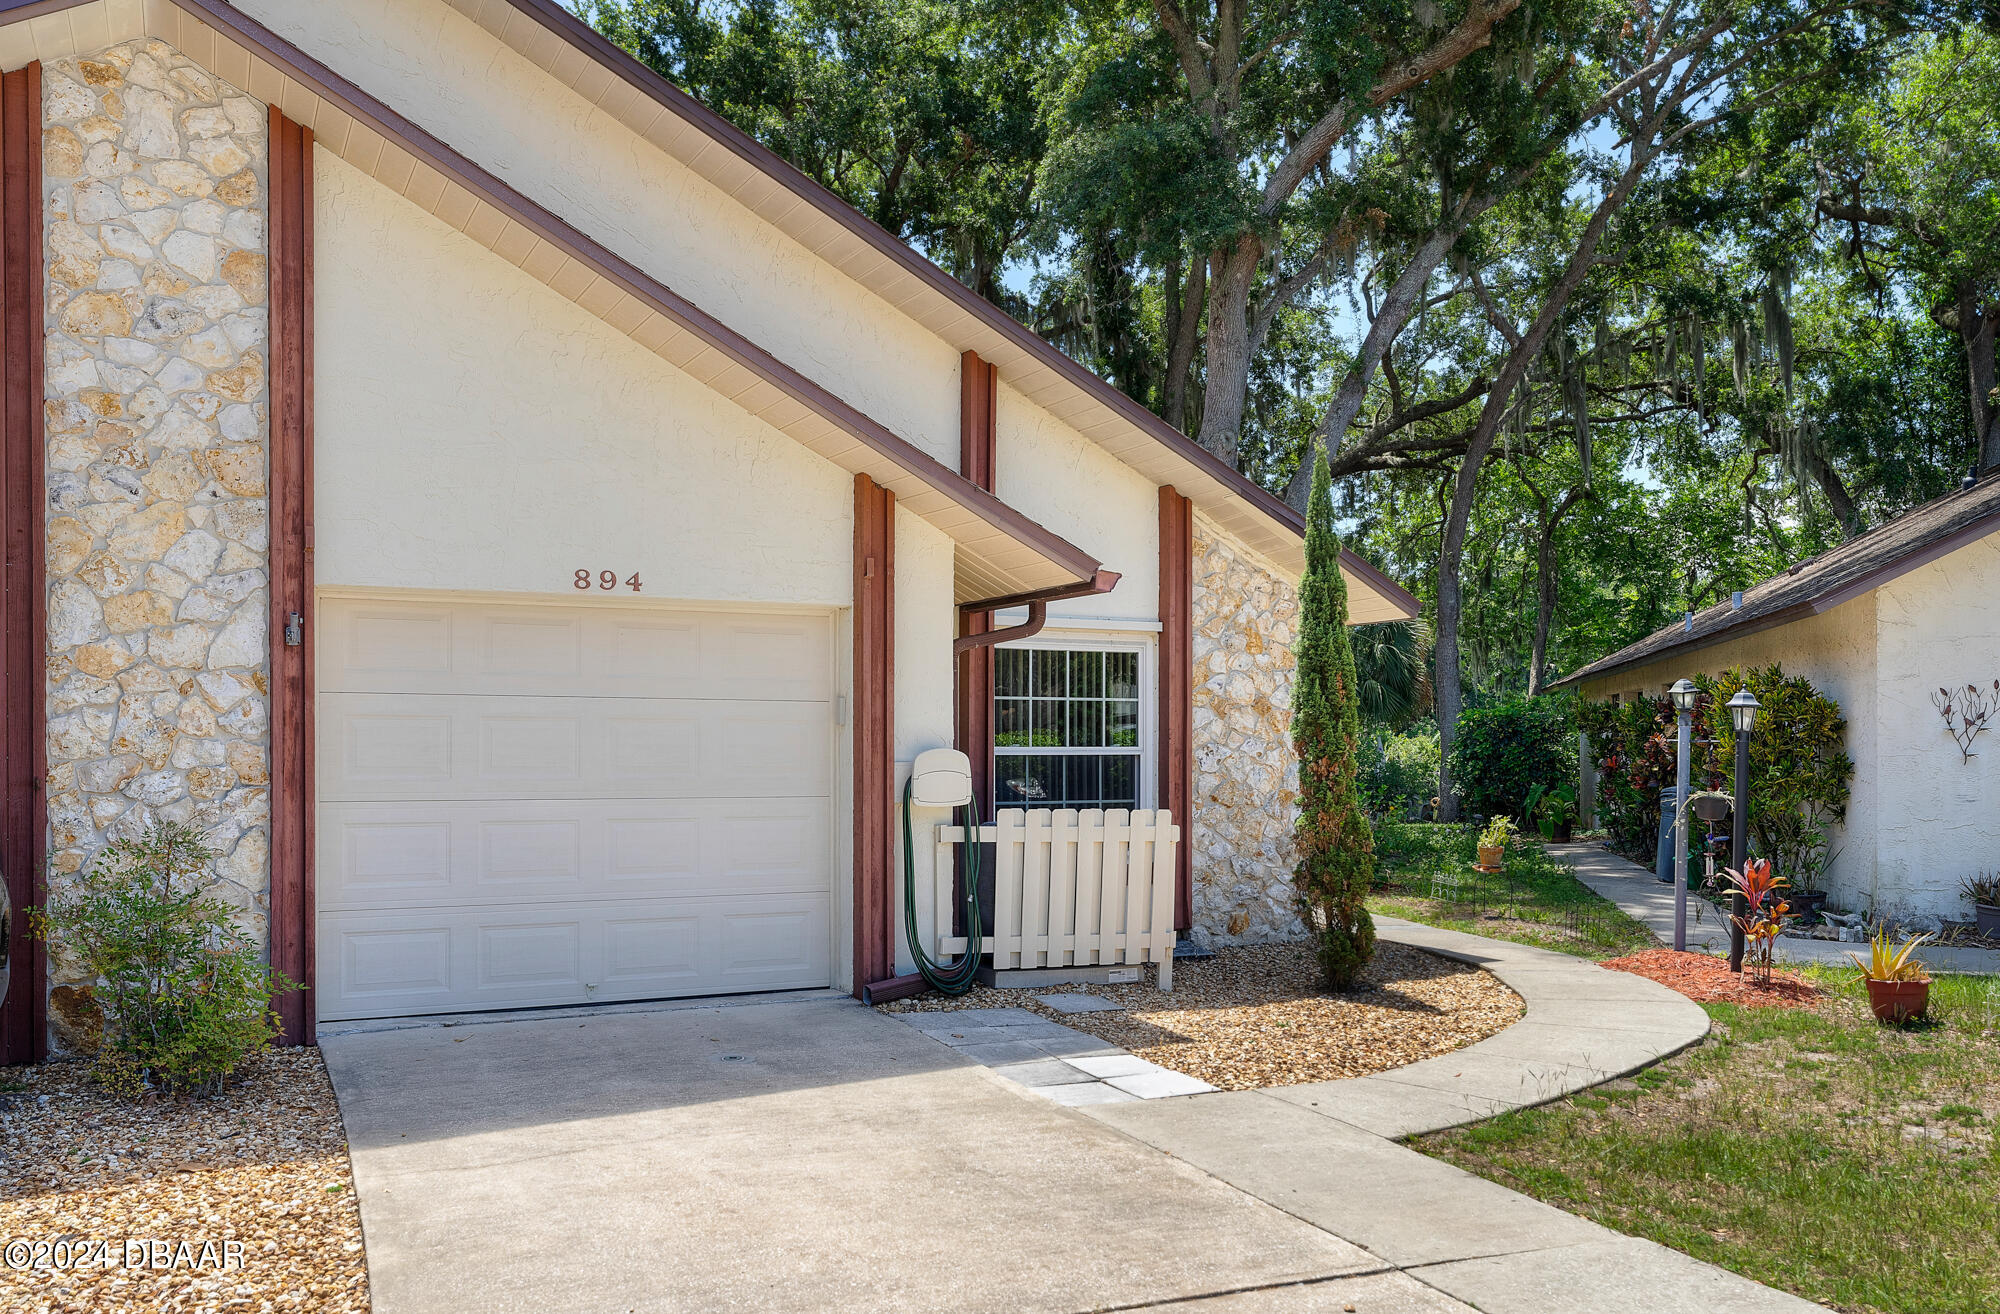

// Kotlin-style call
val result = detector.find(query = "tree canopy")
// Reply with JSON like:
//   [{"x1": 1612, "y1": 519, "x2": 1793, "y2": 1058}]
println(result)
[{"x1": 582, "y1": 0, "x2": 1999, "y2": 803}]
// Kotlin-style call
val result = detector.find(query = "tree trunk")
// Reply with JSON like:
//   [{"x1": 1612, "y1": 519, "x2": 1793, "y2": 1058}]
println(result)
[
  {"x1": 1194, "y1": 235, "x2": 1263, "y2": 466},
  {"x1": 1284, "y1": 225, "x2": 1462, "y2": 511},
  {"x1": 1961, "y1": 282, "x2": 2000, "y2": 473},
  {"x1": 1436, "y1": 146, "x2": 1656, "y2": 821},
  {"x1": 1527, "y1": 520, "x2": 1558, "y2": 697},
  {"x1": 1802, "y1": 444, "x2": 1864, "y2": 538},
  {"x1": 1164, "y1": 254, "x2": 1207, "y2": 433}
]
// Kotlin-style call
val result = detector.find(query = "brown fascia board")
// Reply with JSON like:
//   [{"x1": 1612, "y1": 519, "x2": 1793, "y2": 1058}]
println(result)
[
  {"x1": 1552, "y1": 501, "x2": 2000, "y2": 691},
  {"x1": 489, "y1": 0, "x2": 1421, "y2": 619},
  {"x1": 0, "y1": 0, "x2": 1107, "y2": 595},
  {"x1": 1546, "y1": 602, "x2": 1819, "y2": 692}
]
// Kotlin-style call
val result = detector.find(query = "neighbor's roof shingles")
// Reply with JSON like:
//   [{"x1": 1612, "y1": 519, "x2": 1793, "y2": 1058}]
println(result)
[{"x1": 1555, "y1": 473, "x2": 2000, "y2": 690}]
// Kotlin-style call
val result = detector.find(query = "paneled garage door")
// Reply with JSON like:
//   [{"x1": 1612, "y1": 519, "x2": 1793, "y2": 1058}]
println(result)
[{"x1": 315, "y1": 596, "x2": 834, "y2": 1021}]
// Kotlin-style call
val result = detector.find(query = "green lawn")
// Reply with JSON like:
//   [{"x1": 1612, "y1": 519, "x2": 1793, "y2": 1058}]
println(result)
[
  {"x1": 1417, "y1": 969, "x2": 2000, "y2": 1314},
  {"x1": 1369, "y1": 821, "x2": 1655, "y2": 959}
]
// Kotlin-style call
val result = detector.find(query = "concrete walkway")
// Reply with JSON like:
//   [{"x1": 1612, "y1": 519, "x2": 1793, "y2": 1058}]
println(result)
[
  {"x1": 322, "y1": 993, "x2": 1467, "y2": 1314},
  {"x1": 319, "y1": 921, "x2": 1802, "y2": 1313},
  {"x1": 1552, "y1": 841, "x2": 2000, "y2": 973},
  {"x1": 1077, "y1": 919, "x2": 1814, "y2": 1313}
]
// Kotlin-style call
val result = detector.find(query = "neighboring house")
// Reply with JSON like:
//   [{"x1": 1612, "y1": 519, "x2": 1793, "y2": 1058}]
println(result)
[
  {"x1": 0, "y1": 0, "x2": 1416, "y2": 1061},
  {"x1": 1557, "y1": 473, "x2": 2000, "y2": 926}
]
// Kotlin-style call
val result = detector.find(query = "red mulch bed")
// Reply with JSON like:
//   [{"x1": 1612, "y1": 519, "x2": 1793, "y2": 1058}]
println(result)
[{"x1": 1600, "y1": 949, "x2": 1822, "y2": 1007}]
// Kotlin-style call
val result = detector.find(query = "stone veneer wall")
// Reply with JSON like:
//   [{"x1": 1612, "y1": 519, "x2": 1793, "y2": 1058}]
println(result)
[
  {"x1": 1191, "y1": 511, "x2": 1305, "y2": 946},
  {"x1": 40, "y1": 41, "x2": 270, "y2": 1046}
]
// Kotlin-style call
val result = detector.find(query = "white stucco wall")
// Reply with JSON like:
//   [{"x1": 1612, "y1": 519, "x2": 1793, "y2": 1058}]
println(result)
[
  {"x1": 993, "y1": 381, "x2": 1159, "y2": 622},
  {"x1": 892, "y1": 506, "x2": 957, "y2": 978},
  {"x1": 1871, "y1": 536, "x2": 2000, "y2": 921},
  {"x1": 312, "y1": 150, "x2": 853, "y2": 605},
  {"x1": 1577, "y1": 595, "x2": 1879, "y2": 916},
  {"x1": 241, "y1": 0, "x2": 963, "y2": 472}
]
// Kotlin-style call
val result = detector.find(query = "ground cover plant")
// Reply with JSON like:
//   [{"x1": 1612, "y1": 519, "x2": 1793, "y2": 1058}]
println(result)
[
  {"x1": 1369, "y1": 822, "x2": 1655, "y2": 959},
  {"x1": 1419, "y1": 968, "x2": 2000, "y2": 1314}
]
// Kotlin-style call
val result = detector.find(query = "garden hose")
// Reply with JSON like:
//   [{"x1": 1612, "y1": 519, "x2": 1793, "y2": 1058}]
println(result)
[{"x1": 902, "y1": 777, "x2": 984, "y2": 994}]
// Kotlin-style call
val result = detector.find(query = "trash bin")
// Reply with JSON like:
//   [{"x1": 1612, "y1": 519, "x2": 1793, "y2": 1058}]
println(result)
[{"x1": 1655, "y1": 786, "x2": 1684, "y2": 884}]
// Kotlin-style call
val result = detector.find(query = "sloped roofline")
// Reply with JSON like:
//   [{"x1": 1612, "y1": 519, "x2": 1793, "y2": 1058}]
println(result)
[
  {"x1": 0, "y1": 0, "x2": 1117, "y2": 608},
  {"x1": 470, "y1": 0, "x2": 1419, "y2": 619},
  {"x1": 1553, "y1": 478, "x2": 2000, "y2": 690}
]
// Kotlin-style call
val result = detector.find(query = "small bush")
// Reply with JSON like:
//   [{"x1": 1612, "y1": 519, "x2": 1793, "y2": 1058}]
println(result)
[
  {"x1": 1361, "y1": 728, "x2": 1441, "y2": 818},
  {"x1": 29, "y1": 823, "x2": 297, "y2": 1097},
  {"x1": 1578, "y1": 695, "x2": 1677, "y2": 863},
  {"x1": 1447, "y1": 695, "x2": 1575, "y2": 823}
]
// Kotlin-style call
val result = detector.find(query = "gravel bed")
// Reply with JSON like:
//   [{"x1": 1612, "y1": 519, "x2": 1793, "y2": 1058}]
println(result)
[
  {"x1": 882, "y1": 940, "x2": 1524, "y2": 1090},
  {"x1": 0, "y1": 1047, "x2": 367, "y2": 1313}
]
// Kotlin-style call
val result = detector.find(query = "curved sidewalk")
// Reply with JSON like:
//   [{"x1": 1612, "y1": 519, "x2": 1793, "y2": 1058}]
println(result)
[
  {"x1": 1271, "y1": 914, "x2": 1713, "y2": 1137},
  {"x1": 1077, "y1": 921, "x2": 1819, "y2": 1312}
]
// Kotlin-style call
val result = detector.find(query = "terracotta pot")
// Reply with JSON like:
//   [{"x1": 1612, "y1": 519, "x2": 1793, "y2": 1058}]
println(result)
[
  {"x1": 1976, "y1": 903, "x2": 2000, "y2": 939},
  {"x1": 1865, "y1": 978, "x2": 1930, "y2": 1023},
  {"x1": 1477, "y1": 843, "x2": 1505, "y2": 868}
]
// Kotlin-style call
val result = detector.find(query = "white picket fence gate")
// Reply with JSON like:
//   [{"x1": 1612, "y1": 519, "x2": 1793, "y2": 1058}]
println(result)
[{"x1": 933, "y1": 808, "x2": 1180, "y2": 990}]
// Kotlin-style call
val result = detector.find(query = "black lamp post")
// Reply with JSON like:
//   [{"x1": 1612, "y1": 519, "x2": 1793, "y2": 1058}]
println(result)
[
  {"x1": 1726, "y1": 687, "x2": 1761, "y2": 973},
  {"x1": 1668, "y1": 679, "x2": 1698, "y2": 952}
]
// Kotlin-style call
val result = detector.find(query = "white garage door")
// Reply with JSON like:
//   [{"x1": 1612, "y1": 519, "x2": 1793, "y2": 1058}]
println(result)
[{"x1": 315, "y1": 596, "x2": 834, "y2": 1021}]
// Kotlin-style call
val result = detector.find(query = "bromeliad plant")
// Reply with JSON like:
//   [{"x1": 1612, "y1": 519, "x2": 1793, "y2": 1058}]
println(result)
[
  {"x1": 1712, "y1": 858, "x2": 1791, "y2": 984},
  {"x1": 1849, "y1": 926, "x2": 1932, "y2": 983}
]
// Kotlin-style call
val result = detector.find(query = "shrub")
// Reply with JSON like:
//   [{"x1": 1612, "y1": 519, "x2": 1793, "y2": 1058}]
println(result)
[
  {"x1": 29, "y1": 823, "x2": 297, "y2": 1097},
  {"x1": 1580, "y1": 664, "x2": 1853, "y2": 888},
  {"x1": 1291, "y1": 451, "x2": 1376, "y2": 990},
  {"x1": 1446, "y1": 695, "x2": 1575, "y2": 823},
  {"x1": 1360, "y1": 728, "x2": 1440, "y2": 819},
  {"x1": 1693, "y1": 665, "x2": 1852, "y2": 893},
  {"x1": 1578, "y1": 695, "x2": 1677, "y2": 863}
]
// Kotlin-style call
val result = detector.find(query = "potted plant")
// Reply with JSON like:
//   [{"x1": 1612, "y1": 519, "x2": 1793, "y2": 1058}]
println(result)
[
  {"x1": 1960, "y1": 874, "x2": 2000, "y2": 938},
  {"x1": 1476, "y1": 815, "x2": 1516, "y2": 870},
  {"x1": 1529, "y1": 784, "x2": 1578, "y2": 842},
  {"x1": 1850, "y1": 926, "x2": 1932, "y2": 1023}
]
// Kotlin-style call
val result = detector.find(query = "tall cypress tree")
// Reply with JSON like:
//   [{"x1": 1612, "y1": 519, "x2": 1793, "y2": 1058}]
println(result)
[{"x1": 1292, "y1": 450, "x2": 1377, "y2": 990}]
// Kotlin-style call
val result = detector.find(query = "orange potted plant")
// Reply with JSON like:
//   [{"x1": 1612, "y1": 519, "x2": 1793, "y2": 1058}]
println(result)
[
  {"x1": 1850, "y1": 926, "x2": 1932, "y2": 1023},
  {"x1": 1476, "y1": 815, "x2": 1515, "y2": 870}
]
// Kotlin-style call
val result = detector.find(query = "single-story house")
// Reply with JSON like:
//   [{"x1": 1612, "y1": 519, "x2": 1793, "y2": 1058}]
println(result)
[
  {"x1": 1557, "y1": 472, "x2": 2000, "y2": 925},
  {"x1": 0, "y1": 0, "x2": 1416, "y2": 1061}
]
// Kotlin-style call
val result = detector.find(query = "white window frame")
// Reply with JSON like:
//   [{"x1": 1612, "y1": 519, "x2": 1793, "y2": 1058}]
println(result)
[{"x1": 991, "y1": 630, "x2": 1155, "y2": 812}]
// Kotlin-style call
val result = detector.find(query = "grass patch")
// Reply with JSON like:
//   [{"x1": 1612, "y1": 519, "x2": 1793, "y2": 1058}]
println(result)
[
  {"x1": 1369, "y1": 821, "x2": 1655, "y2": 959},
  {"x1": 1420, "y1": 969, "x2": 2000, "y2": 1314}
]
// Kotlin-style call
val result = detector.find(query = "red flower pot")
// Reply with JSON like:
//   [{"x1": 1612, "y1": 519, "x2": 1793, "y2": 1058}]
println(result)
[{"x1": 1866, "y1": 978, "x2": 1930, "y2": 1023}]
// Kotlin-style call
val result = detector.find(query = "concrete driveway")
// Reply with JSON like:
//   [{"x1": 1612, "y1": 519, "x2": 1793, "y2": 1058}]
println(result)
[{"x1": 321, "y1": 995, "x2": 1464, "y2": 1314}]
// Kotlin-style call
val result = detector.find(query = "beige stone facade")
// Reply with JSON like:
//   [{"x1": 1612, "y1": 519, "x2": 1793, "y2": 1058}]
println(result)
[
  {"x1": 1191, "y1": 512, "x2": 1305, "y2": 945},
  {"x1": 40, "y1": 39, "x2": 271, "y2": 1034}
]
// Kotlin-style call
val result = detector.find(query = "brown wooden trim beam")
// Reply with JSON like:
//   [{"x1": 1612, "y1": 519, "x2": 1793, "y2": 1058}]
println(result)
[
  {"x1": 1158, "y1": 487, "x2": 1194, "y2": 931},
  {"x1": 0, "y1": 62, "x2": 45, "y2": 1065},
  {"x1": 267, "y1": 110, "x2": 315, "y2": 1045},
  {"x1": 955, "y1": 351, "x2": 997, "y2": 814},
  {"x1": 852, "y1": 475, "x2": 896, "y2": 995}
]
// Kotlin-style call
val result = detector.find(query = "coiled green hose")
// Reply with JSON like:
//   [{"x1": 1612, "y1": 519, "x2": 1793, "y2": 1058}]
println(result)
[{"x1": 901, "y1": 776, "x2": 984, "y2": 994}]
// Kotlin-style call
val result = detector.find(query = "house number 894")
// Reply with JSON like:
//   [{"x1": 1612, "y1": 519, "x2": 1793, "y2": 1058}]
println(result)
[{"x1": 575, "y1": 569, "x2": 643, "y2": 593}]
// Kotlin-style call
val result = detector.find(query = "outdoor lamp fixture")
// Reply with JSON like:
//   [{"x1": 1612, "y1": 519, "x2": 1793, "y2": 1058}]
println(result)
[
  {"x1": 1668, "y1": 680, "x2": 1697, "y2": 952},
  {"x1": 1726, "y1": 688, "x2": 1761, "y2": 972}
]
